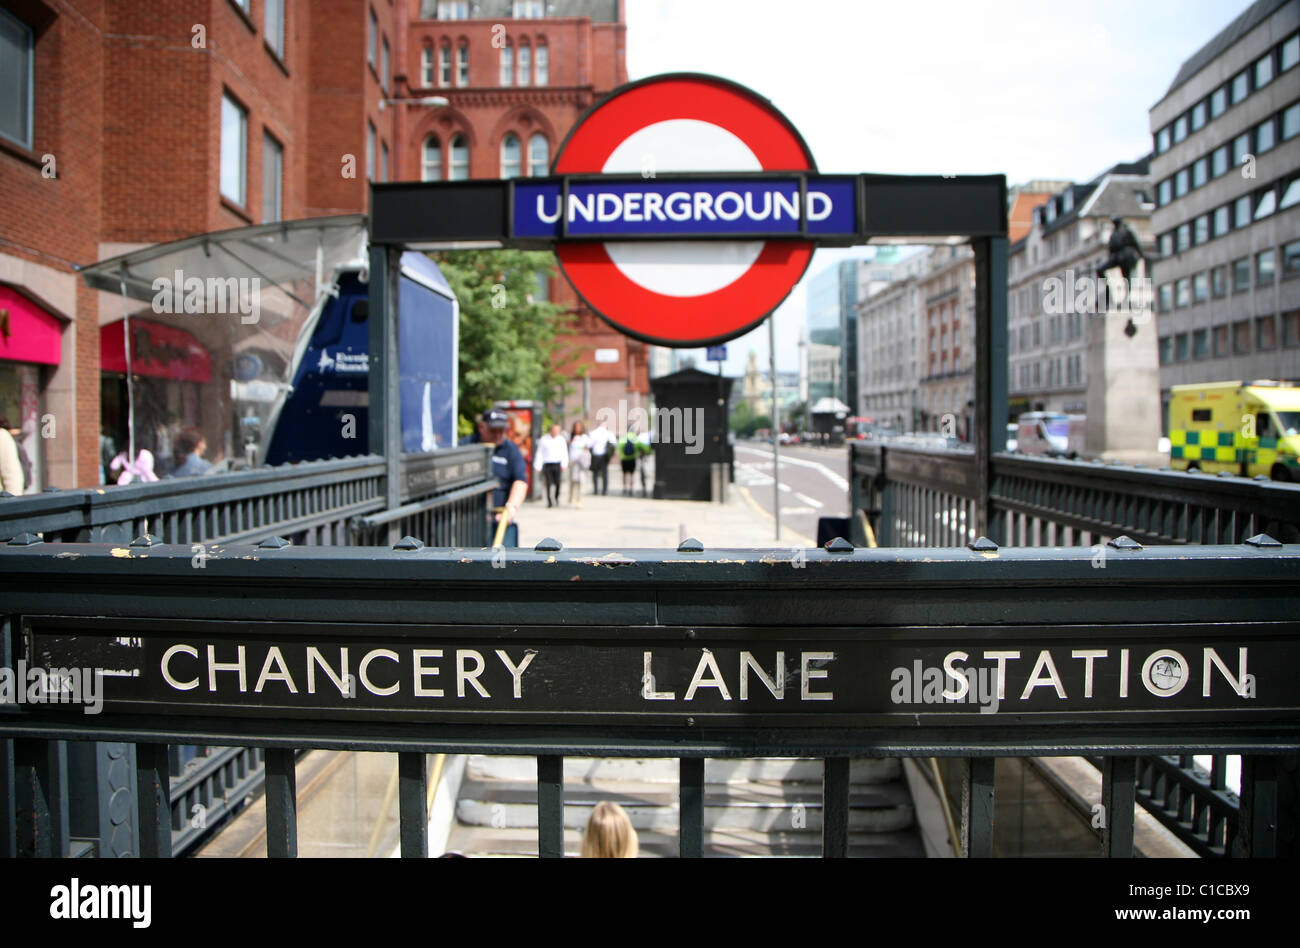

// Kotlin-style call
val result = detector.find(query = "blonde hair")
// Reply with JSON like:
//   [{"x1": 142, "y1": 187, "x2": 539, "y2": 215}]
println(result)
[{"x1": 580, "y1": 801, "x2": 638, "y2": 858}]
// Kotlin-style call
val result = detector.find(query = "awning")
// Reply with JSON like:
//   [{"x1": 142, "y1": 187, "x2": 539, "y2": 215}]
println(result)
[
  {"x1": 101, "y1": 319, "x2": 212, "y2": 383},
  {"x1": 0, "y1": 285, "x2": 64, "y2": 366}
]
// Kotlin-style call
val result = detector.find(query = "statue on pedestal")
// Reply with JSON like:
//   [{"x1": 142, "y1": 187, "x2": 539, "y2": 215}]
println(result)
[{"x1": 1095, "y1": 217, "x2": 1148, "y2": 338}]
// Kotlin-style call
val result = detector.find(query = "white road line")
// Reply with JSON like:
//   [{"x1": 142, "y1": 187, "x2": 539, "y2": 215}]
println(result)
[
  {"x1": 795, "y1": 492, "x2": 824, "y2": 509},
  {"x1": 779, "y1": 506, "x2": 815, "y2": 515},
  {"x1": 734, "y1": 445, "x2": 849, "y2": 490}
]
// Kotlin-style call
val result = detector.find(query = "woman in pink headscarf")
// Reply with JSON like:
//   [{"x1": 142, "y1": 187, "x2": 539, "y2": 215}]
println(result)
[{"x1": 109, "y1": 449, "x2": 159, "y2": 485}]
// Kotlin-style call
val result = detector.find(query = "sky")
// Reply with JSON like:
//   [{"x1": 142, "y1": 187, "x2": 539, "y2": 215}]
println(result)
[{"x1": 622, "y1": 0, "x2": 1252, "y2": 375}]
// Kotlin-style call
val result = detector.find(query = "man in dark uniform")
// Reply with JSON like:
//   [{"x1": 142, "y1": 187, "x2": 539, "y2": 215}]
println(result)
[{"x1": 482, "y1": 409, "x2": 527, "y2": 546}]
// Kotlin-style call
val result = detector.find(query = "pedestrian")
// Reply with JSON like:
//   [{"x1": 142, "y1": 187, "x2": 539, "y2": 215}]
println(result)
[
  {"x1": 483, "y1": 408, "x2": 527, "y2": 545},
  {"x1": 170, "y1": 427, "x2": 214, "y2": 478},
  {"x1": 0, "y1": 421, "x2": 24, "y2": 495},
  {"x1": 580, "y1": 801, "x2": 638, "y2": 858},
  {"x1": 568, "y1": 421, "x2": 591, "y2": 507},
  {"x1": 588, "y1": 417, "x2": 615, "y2": 496},
  {"x1": 534, "y1": 422, "x2": 568, "y2": 507},
  {"x1": 617, "y1": 426, "x2": 641, "y2": 495}
]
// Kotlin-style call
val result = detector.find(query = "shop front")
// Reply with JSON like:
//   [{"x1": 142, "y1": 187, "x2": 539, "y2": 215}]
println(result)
[{"x1": 0, "y1": 285, "x2": 65, "y2": 493}]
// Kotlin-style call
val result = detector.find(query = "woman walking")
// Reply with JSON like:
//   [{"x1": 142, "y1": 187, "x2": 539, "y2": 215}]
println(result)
[{"x1": 568, "y1": 421, "x2": 591, "y2": 507}]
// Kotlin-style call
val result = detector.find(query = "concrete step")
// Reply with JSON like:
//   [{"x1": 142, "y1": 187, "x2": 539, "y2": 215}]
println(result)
[
  {"x1": 443, "y1": 824, "x2": 925, "y2": 858},
  {"x1": 465, "y1": 755, "x2": 901, "y2": 784},
  {"x1": 454, "y1": 777, "x2": 915, "y2": 833}
]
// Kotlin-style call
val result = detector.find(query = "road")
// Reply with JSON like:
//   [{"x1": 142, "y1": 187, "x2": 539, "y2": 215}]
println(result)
[{"x1": 731, "y1": 441, "x2": 851, "y2": 546}]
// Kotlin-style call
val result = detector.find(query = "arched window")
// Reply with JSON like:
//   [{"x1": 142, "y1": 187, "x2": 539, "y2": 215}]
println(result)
[
  {"x1": 450, "y1": 134, "x2": 468, "y2": 180},
  {"x1": 438, "y1": 43, "x2": 451, "y2": 85},
  {"x1": 534, "y1": 43, "x2": 548, "y2": 85},
  {"x1": 456, "y1": 42, "x2": 468, "y2": 86},
  {"x1": 499, "y1": 43, "x2": 513, "y2": 85},
  {"x1": 518, "y1": 44, "x2": 530, "y2": 86},
  {"x1": 422, "y1": 137, "x2": 442, "y2": 181},
  {"x1": 528, "y1": 133, "x2": 548, "y2": 177},
  {"x1": 501, "y1": 133, "x2": 521, "y2": 177},
  {"x1": 421, "y1": 46, "x2": 434, "y2": 87}
]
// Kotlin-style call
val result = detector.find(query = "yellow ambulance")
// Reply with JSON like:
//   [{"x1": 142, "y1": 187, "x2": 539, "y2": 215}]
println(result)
[{"x1": 1168, "y1": 380, "x2": 1300, "y2": 480}]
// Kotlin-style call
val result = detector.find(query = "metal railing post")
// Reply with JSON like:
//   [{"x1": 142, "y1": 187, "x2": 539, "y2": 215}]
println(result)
[
  {"x1": 537, "y1": 755, "x2": 563, "y2": 858},
  {"x1": 1101, "y1": 756, "x2": 1137, "y2": 857},
  {"x1": 264, "y1": 748, "x2": 298, "y2": 858},
  {"x1": 960, "y1": 757, "x2": 996, "y2": 858},
  {"x1": 679, "y1": 757, "x2": 704, "y2": 858},
  {"x1": 822, "y1": 757, "x2": 850, "y2": 858},
  {"x1": 135, "y1": 742, "x2": 172, "y2": 858},
  {"x1": 398, "y1": 751, "x2": 429, "y2": 857}
]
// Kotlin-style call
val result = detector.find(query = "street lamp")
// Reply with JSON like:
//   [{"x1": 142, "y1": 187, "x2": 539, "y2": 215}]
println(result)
[{"x1": 378, "y1": 96, "x2": 449, "y2": 111}]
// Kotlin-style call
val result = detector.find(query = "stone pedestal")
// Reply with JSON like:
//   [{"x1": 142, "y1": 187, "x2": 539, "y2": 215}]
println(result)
[{"x1": 1084, "y1": 260, "x2": 1164, "y2": 466}]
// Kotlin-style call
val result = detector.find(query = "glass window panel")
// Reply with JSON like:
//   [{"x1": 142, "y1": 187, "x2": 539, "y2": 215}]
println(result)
[
  {"x1": 422, "y1": 47, "x2": 434, "y2": 86},
  {"x1": 1159, "y1": 337, "x2": 1172, "y2": 364},
  {"x1": 1175, "y1": 333, "x2": 1189, "y2": 361},
  {"x1": 1192, "y1": 157, "x2": 1207, "y2": 187},
  {"x1": 381, "y1": 39, "x2": 390, "y2": 93},
  {"x1": 1281, "y1": 178, "x2": 1300, "y2": 209},
  {"x1": 528, "y1": 133, "x2": 548, "y2": 176},
  {"x1": 1160, "y1": 233, "x2": 1173, "y2": 257},
  {"x1": 1258, "y1": 249, "x2": 1275, "y2": 283},
  {"x1": 1283, "y1": 103, "x2": 1300, "y2": 140},
  {"x1": 1176, "y1": 278, "x2": 1191, "y2": 307},
  {"x1": 1173, "y1": 115, "x2": 1188, "y2": 143},
  {"x1": 1234, "y1": 320, "x2": 1251, "y2": 354},
  {"x1": 1284, "y1": 240, "x2": 1300, "y2": 277},
  {"x1": 265, "y1": 0, "x2": 285, "y2": 58},
  {"x1": 439, "y1": 46, "x2": 451, "y2": 85},
  {"x1": 1234, "y1": 258, "x2": 1251, "y2": 291},
  {"x1": 1158, "y1": 179, "x2": 1171, "y2": 205},
  {"x1": 1257, "y1": 317, "x2": 1276, "y2": 350},
  {"x1": 1159, "y1": 284, "x2": 1173, "y2": 312},
  {"x1": 422, "y1": 137, "x2": 441, "y2": 181},
  {"x1": 1193, "y1": 329, "x2": 1208, "y2": 359},
  {"x1": 1156, "y1": 127, "x2": 1170, "y2": 153},
  {"x1": 501, "y1": 132, "x2": 521, "y2": 177},
  {"x1": 1174, "y1": 168, "x2": 1189, "y2": 196},
  {"x1": 1257, "y1": 118, "x2": 1274, "y2": 152},
  {"x1": 1213, "y1": 205, "x2": 1229, "y2": 236},
  {"x1": 1231, "y1": 71, "x2": 1249, "y2": 103},
  {"x1": 518, "y1": 46, "x2": 530, "y2": 86},
  {"x1": 261, "y1": 133, "x2": 282, "y2": 222},
  {"x1": 1283, "y1": 34, "x2": 1299, "y2": 71},
  {"x1": 1232, "y1": 132, "x2": 1250, "y2": 165},
  {"x1": 366, "y1": 122, "x2": 375, "y2": 182},
  {"x1": 1235, "y1": 195, "x2": 1252, "y2": 227},
  {"x1": 1191, "y1": 101, "x2": 1206, "y2": 131},
  {"x1": 457, "y1": 44, "x2": 468, "y2": 85},
  {"x1": 450, "y1": 134, "x2": 467, "y2": 180},
  {"x1": 1284, "y1": 311, "x2": 1300, "y2": 348},
  {"x1": 500, "y1": 45, "x2": 513, "y2": 85},
  {"x1": 1255, "y1": 188, "x2": 1276, "y2": 219},
  {"x1": 1214, "y1": 325, "x2": 1230, "y2": 357},
  {"x1": 1177, "y1": 223, "x2": 1190, "y2": 251},
  {"x1": 1211, "y1": 266, "x2": 1226, "y2": 297},
  {"x1": 368, "y1": 8, "x2": 377, "y2": 66},
  {"x1": 1212, "y1": 145, "x2": 1228, "y2": 177},
  {"x1": 220, "y1": 94, "x2": 247, "y2": 204},
  {"x1": 1210, "y1": 86, "x2": 1227, "y2": 117},
  {"x1": 1194, "y1": 215, "x2": 1208, "y2": 244},
  {"x1": 381, "y1": 141, "x2": 388, "y2": 182},
  {"x1": 0, "y1": 9, "x2": 33, "y2": 148},
  {"x1": 1193, "y1": 272, "x2": 1208, "y2": 302},
  {"x1": 535, "y1": 45, "x2": 548, "y2": 85},
  {"x1": 1255, "y1": 53, "x2": 1274, "y2": 88}
]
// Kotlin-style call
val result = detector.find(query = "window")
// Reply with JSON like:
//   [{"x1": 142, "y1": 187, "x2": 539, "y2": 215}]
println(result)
[
  {"x1": 500, "y1": 133, "x2": 521, "y2": 177},
  {"x1": 381, "y1": 141, "x2": 389, "y2": 182},
  {"x1": 0, "y1": 8, "x2": 34, "y2": 148},
  {"x1": 1193, "y1": 328, "x2": 1209, "y2": 359},
  {"x1": 381, "y1": 38, "x2": 390, "y2": 93},
  {"x1": 1234, "y1": 259, "x2": 1250, "y2": 291},
  {"x1": 1285, "y1": 239, "x2": 1300, "y2": 278},
  {"x1": 1257, "y1": 249, "x2": 1275, "y2": 284},
  {"x1": 366, "y1": 122, "x2": 376, "y2": 182},
  {"x1": 422, "y1": 47, "x2": 434, "y2": 87},
  {"x1": 1159, "y1": 336, "x2": 1173, "y2": 365},
  {"x1": 528, "y1": 133, "x2": 548, "y2": 176},
  {"x1": 1176, "y1": 223, "x2": 1190, "y2": 252},
  {"x1": 1158, "y1": 179, "x2": 1172, "y2": 205},
  {"x1": 1194, "y1": 215, "x2": 1208, "y2": 245},
  {"x1": 457, "y1": 43, "x2": 468, "y2": 85},
  {"x1": 1213, "y1": 205, "x2": 1229, "y2": 236},
  {"x1": 1281, "y1": 177, "x2": 1300, "y2": 210},
  {"x1": 1175, "y1": 333, "x2": 1189, "y2": 362},
  {"x1": 1211, "y1": 145, "x2": 1228, "y2": 177},
  {"x1": 1257, "y1": 316, "x2": 1276, "y2": 350},
  {"x1": 262, "y1": 133, "x2": 282, "y2": 222},
  {"x1": 422, "y1": 137, "x2": 441, "y2": 181},
  {"x1": 439, "y1": 45, "x2": 451, "y2": 85},
  {"x1": 1191, "y1": 100, "x2": 1206, "y2": 131},
  {"x1": 368, "y1": 8, "x2": 377, "y2": 67},
  {"x1": 513, "y1": 0, "x2": 544, "y2": 15},
  {"x1": 1193, "y1": 272, "x2": 1208, "y2": 302},
  {"x1": 1234, "y1": 194, "x2": 1252, "y2": 228},
  {"x1": 1283, "y1": 103, "x2": 1300, "y2": 140},
  {"x1": 1192, "y1": 157, "x2": 1208, "y2": 188},
  {"x1": 1234, "y1": 320, "x2": 1251, "y2": 354},
  {"x1": 1159, "y1": 284, "x2": 1173, "y2": 313},
  {"x1": 518, "y1": 45, "x2": 530, "y2": 86},
  {"x1": 1062, "y1": 190, "x2": 1074, "y2": 212},
  {"x1": 438, "y1": 1, "x2": 469, "y2": 17},
  {"x1": 1257, "y1": 117, "x2": 1275, "y2": 153},
  {"x1": 265, "y1": 0, "x2": 285, "y2": 59},
  {"x1": 1214, "y1": 325, "x2": 1230, "y2": 357},
  {"x1": 220, "y1": 93, "x2": 247, "y2": 205},
  {"x1": 1211, "y1": 266, "x2": 1226, "y2": 298},
  {"x1": 1176, "y1": 278, "x2": 1191, "y2": 308},
  {"x1": 449, "y1": 134, "x2": 468, "y2": 180},
  {"x1": 1283, "y1": 34, "x2": 1300, "y2": 72},
  {"x1": 1231, "y1": 70, "x2": 1249, "y2": 104},
  {"x1": 1283, "y1": 311, "x2": 1300, "y2": 348},
  {"x1": 1172, "y1": 115, "x2": 1187, "y2": 143},
  {"x1": 1174, "y1": 168, "x2": 1189, "y2": 197},
  {"x1": 1156, "y1": 127, "x2": 1170, "y2": 153},
  {"x1": 1232, "y1": 132, "x2": 1250, "y2": 165},
  {"x1": 1255, "y1": 187, "x2": 1276, "y2": 220},
  {"x1": 535, "y1": 44, "x2": 548, "y2": 85},
  {"x1": 500, "y1": 44, "x2": 513, "y2": 85},
  {"x1": 1255, "y1": 52, "x2": 1274, "y2": 88},
  {"x1": 1210, "y1": 86, "x2": 1227, "y2": 118},
  {"x1": 1159, "y1": 233, "x2": 1173, "y2": 257}
]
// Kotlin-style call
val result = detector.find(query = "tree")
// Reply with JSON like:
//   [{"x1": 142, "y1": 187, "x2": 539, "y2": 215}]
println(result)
[{"x1": 430, "y1": 249, "x2": 576, "y2": 426}]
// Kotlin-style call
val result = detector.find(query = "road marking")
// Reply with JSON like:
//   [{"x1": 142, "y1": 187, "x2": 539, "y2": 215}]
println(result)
[
  {"x1": 780, "y1": 506, "x2": 815, "y2": 515},
  {"x1": 795, "y1": 492, "x2": 824, "y2": 509},
  {"x1": 734, "y1": 444, "x2": 849, "y2": 490}
]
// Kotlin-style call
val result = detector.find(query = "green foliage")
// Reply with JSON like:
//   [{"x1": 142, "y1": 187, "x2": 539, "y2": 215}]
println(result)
[
  {"x1": 431, "y1": 249, "x2": 576, "y2": 422},
  {"x1": 729, "y1": 400, "x2": 771, "y2": 437}
]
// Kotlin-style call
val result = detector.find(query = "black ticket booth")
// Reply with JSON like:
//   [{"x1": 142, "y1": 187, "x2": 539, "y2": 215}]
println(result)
[{"x1": 650, "y1": 368, "x2": 733, "y2": 501}]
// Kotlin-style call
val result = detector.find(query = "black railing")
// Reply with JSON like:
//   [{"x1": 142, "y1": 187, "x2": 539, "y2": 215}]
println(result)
[
  {"x1": 0, "y1": 446, "x2": 496, "y2": 855},
  {"x1": 2, "y1": 541, "x2": 1297, "y2": 858},
  {"x1": 849, "y1": 439, "x2": 1300, "y2": 856}
]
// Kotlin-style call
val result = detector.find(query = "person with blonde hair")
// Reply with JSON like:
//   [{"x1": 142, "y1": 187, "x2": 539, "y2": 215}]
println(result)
[{"x1": 580, "y1": 801, "x2": 638, "y2": 858}]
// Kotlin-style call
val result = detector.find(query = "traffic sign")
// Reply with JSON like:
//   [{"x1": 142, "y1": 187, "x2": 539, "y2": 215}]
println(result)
[
  {"x1": 551, "y1": 74, "x2": 821, "y2": 348},
  {"x1": 706, "y1": 346, "x2": 727, "y2": 362}
]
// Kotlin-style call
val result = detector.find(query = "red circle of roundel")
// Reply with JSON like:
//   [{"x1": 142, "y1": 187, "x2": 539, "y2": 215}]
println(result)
[{"x1": 553, "y1": 75, "x2": 816, "y2": 348}]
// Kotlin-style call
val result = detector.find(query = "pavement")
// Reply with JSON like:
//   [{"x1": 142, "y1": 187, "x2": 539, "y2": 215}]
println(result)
[{"x1": 515, "y1": 478, "x2": 817, "y2": 550}]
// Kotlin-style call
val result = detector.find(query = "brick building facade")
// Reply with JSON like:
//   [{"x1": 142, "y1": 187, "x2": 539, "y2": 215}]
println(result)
[{"x1": 0, "y1": 0, "x2": 638, "y2": 490}]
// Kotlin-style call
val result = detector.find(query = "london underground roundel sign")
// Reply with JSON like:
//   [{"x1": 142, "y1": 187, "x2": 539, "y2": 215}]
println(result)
[{"x1": 551, "y1": 74, "x2": 818, "y2": 348}]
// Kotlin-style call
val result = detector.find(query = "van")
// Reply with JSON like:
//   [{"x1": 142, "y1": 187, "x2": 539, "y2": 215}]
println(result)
[{"x1": 1168, "y1": 380, "x2": 1300, "y2": 480}]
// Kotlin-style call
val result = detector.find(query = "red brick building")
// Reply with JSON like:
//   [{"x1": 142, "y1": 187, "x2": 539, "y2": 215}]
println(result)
[
  {"x1": 395, "y1": 0, "x2": 647, "y2": 425},
  {"x1": 0, "y1": 0, "x2": 638, "y2": 489}
]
